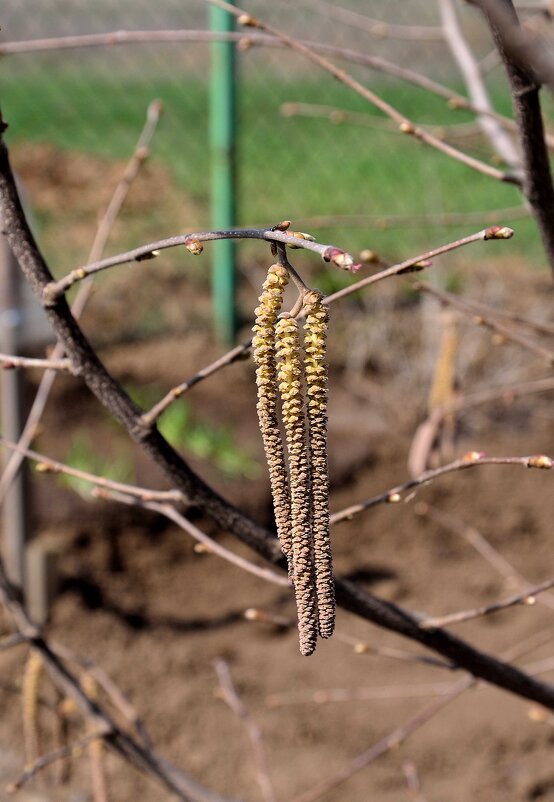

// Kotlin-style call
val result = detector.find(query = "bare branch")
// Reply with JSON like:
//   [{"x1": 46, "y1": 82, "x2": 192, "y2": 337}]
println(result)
[
  {"x1": 42, "y1": 229, "x2": 359, "y2": 303},
  {"x1": 0, "y1": 437, "x2": 184, "y2": 503},
  {"x1": 0, "y1": 353, "x2": 72, "y2": 372},
  {"x1": 0, "y1": 99, "x2": 163, "y2": 504},
  {"x1": 439, "y1": 0, "x2": 521, "y2": 169},
  {"x1": 206, "y1": 0, "x2": 519, "y2": 185},
  {"x1": 92, "y1": 488, "x2": 290, "y2": 589},
  {"x1": 214, "y1": 660, "x2": 277, "y2": 802},
  {"x1": 7, "y1": 733, "x2": 101, "y2": 793},
  {"x1": 325, "y1": 226, "x2": 514, "y2": 305},
  {"x1": 331, "y1": 451, "x2": 552, "y2": 526},
  {"x1": 420, "y1": 576, "x2": 554, "y2": 629},
  {"x1": 290, "y1": 678, "x2": 471, "y2": 802},
  {"x1": 416, "y1": 503, "x2": 554, "y2": 611},
  {"x1": 415, "y1": 281, "x2": 554, "y2": 364},
  {"x1": 470, "y1": 0, "x2": 554, "y2": 272},
  {"x1": 295, "y1": 0, "x2": 445, "y2": 40}
]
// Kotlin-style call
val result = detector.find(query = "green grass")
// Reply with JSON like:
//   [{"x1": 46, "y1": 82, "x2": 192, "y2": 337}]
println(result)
[{"x1": 1, "y1": 63, "x2": 548, "y2": 267}]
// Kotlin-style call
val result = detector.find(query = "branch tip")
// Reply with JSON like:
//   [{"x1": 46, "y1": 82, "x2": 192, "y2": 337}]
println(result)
[
  {"x1": 526, "y1": 454, "x2": 553, "y2": 469},
  {"x1": 483, "y1": 225, "x2": 514, "y2": 240}
]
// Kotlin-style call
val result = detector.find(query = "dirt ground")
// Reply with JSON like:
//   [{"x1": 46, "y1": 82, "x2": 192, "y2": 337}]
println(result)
[{"x1": 2, "y1": 145, "x2": 554, "y2": 802}]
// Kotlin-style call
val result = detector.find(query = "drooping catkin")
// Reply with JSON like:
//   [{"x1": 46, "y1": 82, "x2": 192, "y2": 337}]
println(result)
[
  {"x1": 304, "y1": 292, "x2": 335, "y2": 637},
  {"x1": 252, "y1": 265, "x2": 292, "y2": 565},
  {"x1": 276, "y1": 314, "x2": 318, "y2": 656},
  {"x1": 22, "y1": 650, "x2": 43, "y2": 764}
]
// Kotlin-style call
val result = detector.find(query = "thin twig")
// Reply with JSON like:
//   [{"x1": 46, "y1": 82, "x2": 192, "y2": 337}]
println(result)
[
  {"x1": 91, "y1": 487, "x2": 290, "y2": 588},
  {"x1": 0, "y1": 353, "x2": 72, "y2": 372},
  {"x1": 325, "y1": 226, "x2": 514, "y2": 305},
  {"x1": 143, "y1": 226, "x2": 516, "y2": 425},
  {"x1": 289, "y1": 678, "x2": 471, "y2": 802},
  {"x1": 6, "y1": 732, "x2": 101, "y2": 793},
  {"x1": 420, "y1": 576, "x2": 554, "y2": 629},
  {"x1": 330, "y1": 451, "x2": 553, "y2": 526},
  {"x1": 0, "y1": 437, "x2": 184, "y2": 503},
  {"x1": 207, "y1": 0, "x2": 518, "y2": 185},
  {"x1": 415, "y1": 282, "x2": 554, "y2": 364},
  {"x1": 214, "y1": 660, "x2": 277, "y2": 802},
  {"x1": 439, "y1": 0, "x2": 521, "y2": 169},
  {"x1": 42, "y1": 227, "x2": 358, "y2": 302},
  {"x1": 0, "y1": 99, "x2": 163, "y2": 504},
  {"x1": 244, "y1": 609, "x2": 455, "y2": 670},
  {"x1": 294, "y1": 0, "x2": 444, "y2": 40},
  {"x1": 416, "y1": 503, "x2": 554, "y2": 611}
]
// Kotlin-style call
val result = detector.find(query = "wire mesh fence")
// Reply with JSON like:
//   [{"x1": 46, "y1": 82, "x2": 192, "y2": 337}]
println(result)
[{"x1": 0, "y1": 1, "x2": 547, "y2": 307}]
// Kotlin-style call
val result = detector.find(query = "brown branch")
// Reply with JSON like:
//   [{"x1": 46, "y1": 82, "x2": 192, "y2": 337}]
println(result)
[
  {"x1": 3, "y1": 116, "x2": 554, "y2": 716},
  {"x1": 325, "y1": 226, "x2": 514, "y2": 305},
  {"x1": 330, "y1": 452, "x2": 553, "y2": 526},
  {"x1": 415, "y1": 282, "x2": 554, "y2": 364},
  {"x1": 265, "y1": 681, "x2": 461, "y2": 707},
  {"x1": 92, "y1": 487, "x2": 290, "y2": 588},
  {"x1": 294, "y1": 0, "x2": 444, "y2": 40},
  {"x1": 6, "y1": 732, "x2": 101, "y2": 793},
  {"x1": 441, "y1": 375, "x2": 554, "y2": 417},
  {"x1": 206, "y1": 0, "x2": 518, "y2": 185},
  {"x1": 214, "y1": 660, "x2": 277, "y2": 802},
  {"x1": 439, "y1": 0, "x2": 521, "y2": 169},
  {"x1": 420, "y1": 576, "x2": 554, "y2": 629},
  {"x1": 42, "y1": 229, "x2": 359, "y2": 302},
  {"x1": 244, "y1": 609, "x2": 454, "y2": 670},
  {"x1": 0, "y1": 437, "x2": 184, "y2": 503},
  {"x1": 471, "y1": 0, "x2": 554, "y2": 273},
  {"x1": 0, "y1": 562, "x2": 237, "y2": 802},
  {"x1": 0, "y1": 99, "x2": 163, "y2": 504},
  {"x1": 0, "y1": 353, "x2": 72, "y2": 372},
  {"x1": 416, "y1": 503, "x2": 554, "y2": 612},
  {"x1": 289, "y1": 678, "x2": 471, "y2": 802}
]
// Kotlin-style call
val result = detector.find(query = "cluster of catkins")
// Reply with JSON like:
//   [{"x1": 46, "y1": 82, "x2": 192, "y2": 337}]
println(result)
[{"x1": 253, "y1": 264, "x2": 335, "y2": 655}]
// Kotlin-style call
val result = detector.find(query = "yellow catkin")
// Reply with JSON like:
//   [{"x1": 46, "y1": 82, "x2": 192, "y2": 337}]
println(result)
[
  {"x1": 82, "y1": 673, "x2": 109, "y2": 802},
  {"x1": 252, "y1": 265, "x2": 292, "y2": 567},
  {"x1": 304, "y1": 293, "x2": 335, "y2": 638},
  {"x1": 276, "y1": 314, "x2": 318, "y2": 656},
  {"x1": 22, "y1": 650, "x2": 43, "y2": 764}
]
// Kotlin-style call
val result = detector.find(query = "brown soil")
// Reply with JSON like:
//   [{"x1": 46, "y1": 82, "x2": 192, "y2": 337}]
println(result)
[{"x1": 2, "y1": 145, "x2": 554, "y2": 802}]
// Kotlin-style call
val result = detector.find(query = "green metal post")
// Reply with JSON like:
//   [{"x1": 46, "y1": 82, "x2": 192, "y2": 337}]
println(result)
[{"x1": 210, "y1": 2, "x2": 237, "y2": 344}]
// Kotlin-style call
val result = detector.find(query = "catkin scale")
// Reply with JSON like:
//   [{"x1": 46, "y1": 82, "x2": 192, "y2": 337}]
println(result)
[
  {"x1": 22, "y1": 650, "x2": 43, "y2": 764},
  {"x1": 276, "y1": 315, "x2": 318, "y2": 656},
  {"x1": 304, "y1": 293, "x2": 335, "y2": 637},
  {"x1": 252, "y1": 265, "x2": 292, "y2": 566}
]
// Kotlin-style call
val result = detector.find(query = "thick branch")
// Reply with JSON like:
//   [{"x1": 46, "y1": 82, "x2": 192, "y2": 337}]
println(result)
[{"x1": 472, "y1": 0, "x2": 554, "y2": 273}]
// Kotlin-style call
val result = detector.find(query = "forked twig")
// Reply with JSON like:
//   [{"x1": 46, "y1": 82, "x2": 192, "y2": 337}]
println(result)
[{"x1": 420, "y1": 576, "x2": 554, "y2": 629}]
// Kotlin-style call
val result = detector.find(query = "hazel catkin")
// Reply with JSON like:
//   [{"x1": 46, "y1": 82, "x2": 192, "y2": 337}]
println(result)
[
  {"x1": 252, "y1": 265, "x2": 292, "y2": 567},
  {"x1": 304, "y1": 292, "x2": 335, "y2": 638},
  {"x1": 276, "y1": 314, "x2": 318, "y2": 656}
]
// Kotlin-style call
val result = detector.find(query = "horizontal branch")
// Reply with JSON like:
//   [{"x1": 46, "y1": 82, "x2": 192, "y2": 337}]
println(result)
[
  {"x1": 415, "y1": 282, "x2": 554, "y2": 364},
  {"x1": 325, "y1": 226, "x2": 514, "y2": 305},
  {"x1": 330, "y1": 452, "x2": 553, "y2": 526},
  {"x1": 42, "y1": 228, "x2": 359, "y2": 303},
  {"x1": 0, "y1": 353, "x2": 72, "y2": 372},
  {"x1": 420, "y1": 576, "x2": 554, "y2": 629},
  {"x1": 0, "y1": 438, "x2": 184, "y2": 503}
]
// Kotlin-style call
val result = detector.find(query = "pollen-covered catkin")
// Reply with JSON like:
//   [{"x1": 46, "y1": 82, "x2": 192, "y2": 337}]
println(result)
[
  {"x1": 276, "y1": 314, "x2": 318, "y2": 656},
  {"x1": 252, "y1": 265, "x2": 292, "y2": 565},
  {"x1": 304, "y1": 292, "x2": 335, "y2": 638}
]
